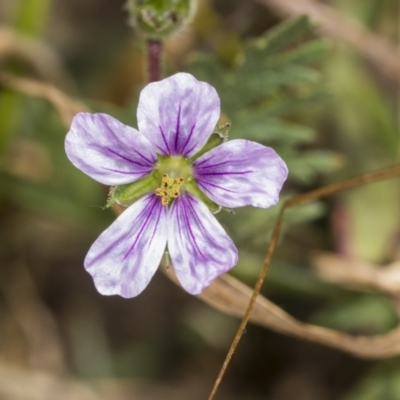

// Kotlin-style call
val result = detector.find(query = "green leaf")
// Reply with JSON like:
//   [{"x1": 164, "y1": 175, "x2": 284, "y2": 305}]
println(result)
[
  {"x1": 284, "y1": 150, "x2": 344, "y2": 184},
  {"x1": 266, "y1": 38, "x2": 331, "y2": 68},
  {"x1": 231, "y1": 114, "x2": 316, "y2": 144},
  {"x1": 262, "y1": 90, "x2": 330, "y2": 116},
  {"x1": 255, "y1": 15, "x2": 314, "y2": 59}
]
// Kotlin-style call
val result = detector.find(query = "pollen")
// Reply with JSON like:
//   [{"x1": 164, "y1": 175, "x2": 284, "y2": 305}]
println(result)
[{"x1": 155, "y1": 173, "x2": 184, "y2": 206}]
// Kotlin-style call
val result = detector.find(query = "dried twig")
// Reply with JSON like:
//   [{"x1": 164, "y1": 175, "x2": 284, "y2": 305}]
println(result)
[{"x1": 253, "y1": 0, "x2": 400, "y2": 82}]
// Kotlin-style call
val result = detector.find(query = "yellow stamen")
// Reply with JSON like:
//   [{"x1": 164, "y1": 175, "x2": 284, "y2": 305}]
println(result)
[
  {"x1": 175, "y1": 177, "x2": 184, "y2": 184},
  {"x1": 155, "y1": 173, "x2": 184, "y2": 205},
  {"x1": 171, "y1": 184, "x2": 181, "y2": 198},
  {"x1": 161, "y1": 196, "x2": 171, "y2": 206}
]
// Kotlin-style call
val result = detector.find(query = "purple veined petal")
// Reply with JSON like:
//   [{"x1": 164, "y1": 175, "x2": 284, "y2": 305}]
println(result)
[
  {"x1": 137, "y1": 73, "x2": 220, "y2": 158},
  {"x1": 84, "y1": 194, "x2": 168, "y2": 298},
  {"x1": 168, "y1": 193, "x2": 238, "y2": 295},
  {"x1": 193, "y1": 139, "x2": 288, "y2": 209},
  {"x1": 65, "y1": 113, "x2": 157, "y2": 186}
]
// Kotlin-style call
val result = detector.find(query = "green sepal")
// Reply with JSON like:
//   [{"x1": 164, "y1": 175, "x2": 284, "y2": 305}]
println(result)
[
  {"x1": 214, "y1": 122, "x2": 231, "y2": 138},
  {"x1": 184, "y1": 177, "x2": 219, "y2": 213},
  {"x1": 106, "y1": 187, "x2": 117, "y2": 208},
  {"x1": 106, "y1": 173, "x2": 159, "y2": 208},
  {"x1": 190, "y1": 122, "x2": 230, "y2": 161},
  {"x1": 163, "y1": 250, "x2": 171, "y2": 269},
  {"x1": 127, "y1": 0, "x2": 193, "y2": 39}
]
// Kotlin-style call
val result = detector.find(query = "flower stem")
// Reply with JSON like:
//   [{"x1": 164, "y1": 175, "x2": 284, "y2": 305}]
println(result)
[{"x1": 147, "y1": 39, "x2": 162, "y2": 82}]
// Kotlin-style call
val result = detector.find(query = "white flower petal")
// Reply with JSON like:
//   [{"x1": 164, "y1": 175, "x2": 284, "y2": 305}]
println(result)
[
  {"x1": 137, "y1": 73, "x2": 220, "y2": 157},
  {"x1": 194, "y1": 140, "x2": 288, "y2": 208},
  {"x1": 168, "y1": 193, "x2": 238, "y2": 294},
  {"x1": 65, "y1": 113, "x2": 157, "y2": 185},
  {"x1": 85, "y1": 194, "x2": 168, "y2": 298}
]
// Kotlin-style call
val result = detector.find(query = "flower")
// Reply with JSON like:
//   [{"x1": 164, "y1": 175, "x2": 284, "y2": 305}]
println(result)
[{"x1": 65, "y1": 73, "x2": 288, "y2": 298}]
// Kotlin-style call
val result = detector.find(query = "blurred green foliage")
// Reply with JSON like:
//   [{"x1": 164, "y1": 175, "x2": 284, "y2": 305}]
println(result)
[
  {"x1": 191, "y1": 16, "x2": 341, "y2": 186},
  {"x1": 311, "y1": 295, "x2": 399, "y2": 334},
  {"x1": 0, "y1": 0, "x2": 52, "y2": 152},
  {"x1": 342, "y1": 360, "x2": 400, "y2": 400}
]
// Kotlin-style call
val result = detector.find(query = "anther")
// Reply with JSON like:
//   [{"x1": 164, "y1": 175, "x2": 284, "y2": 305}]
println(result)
[{"x1": 155, "y1": 173, "x2": 184, "y2": 206}]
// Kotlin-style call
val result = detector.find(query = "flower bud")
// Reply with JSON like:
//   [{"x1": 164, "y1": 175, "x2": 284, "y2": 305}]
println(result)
[{"x1": 127, "y1": 0, "x2": 194, "y2": 38}]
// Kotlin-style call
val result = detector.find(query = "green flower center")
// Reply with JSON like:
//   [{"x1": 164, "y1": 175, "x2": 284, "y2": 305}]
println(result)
[{"x1": 154, "y1": 156, "x2": 192, "y2": 206}]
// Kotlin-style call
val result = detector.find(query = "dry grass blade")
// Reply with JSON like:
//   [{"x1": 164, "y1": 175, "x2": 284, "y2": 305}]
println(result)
[
  {"x1": 198, "y1": 273, "x2": 400, "y2": 359},
  {"x1": 159, "y1": 263, "x2": 400, "y2": 359},
  {"x1": 254, "y1": 0, "x2": 400, "y2": 82}
]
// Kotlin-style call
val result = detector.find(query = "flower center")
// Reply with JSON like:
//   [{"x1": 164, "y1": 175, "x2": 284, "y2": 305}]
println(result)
[
  {"x1": 155, "y1": 174, "x2": 184, "y2": 205},
  {"x1": 154, "y1": 156, "x2": 192, "y2": 206}
]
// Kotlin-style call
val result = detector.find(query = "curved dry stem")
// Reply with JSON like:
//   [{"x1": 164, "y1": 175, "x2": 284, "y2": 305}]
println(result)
[{"x1": 194, "y1": 273, "x2": 400, "y2": 359}]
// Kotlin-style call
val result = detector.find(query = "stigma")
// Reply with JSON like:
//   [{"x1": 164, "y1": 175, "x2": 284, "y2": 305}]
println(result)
[{"x1": 155, "y1": 174, "x2": 184, "y2": 206}]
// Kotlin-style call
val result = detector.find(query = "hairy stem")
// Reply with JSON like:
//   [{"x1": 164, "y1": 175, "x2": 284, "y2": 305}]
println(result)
[{"x1": 147, "y1": 39, "x2": 162, "y2": 82}]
